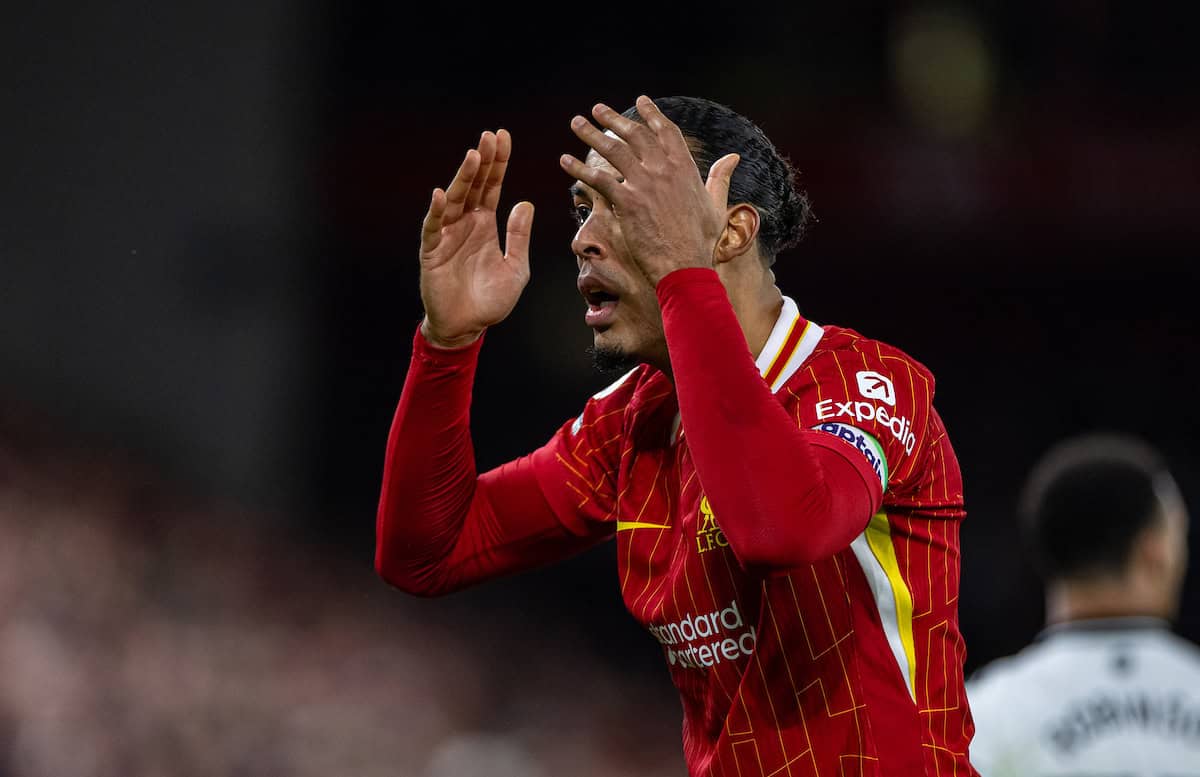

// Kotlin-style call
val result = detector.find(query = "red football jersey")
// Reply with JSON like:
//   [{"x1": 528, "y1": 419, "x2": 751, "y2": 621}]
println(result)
[{"x1": 528, "y1": 296, "x2": 974, "y2": 776}]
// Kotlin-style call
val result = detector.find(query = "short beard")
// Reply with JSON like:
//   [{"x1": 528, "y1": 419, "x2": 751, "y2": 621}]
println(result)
[{"x1": 588, "y1": 345, "x2": 639, "y2": 375}]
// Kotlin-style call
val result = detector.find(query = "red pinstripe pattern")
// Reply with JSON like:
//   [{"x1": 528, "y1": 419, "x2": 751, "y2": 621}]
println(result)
[{"x1": 539, "y1": 325, "x2": 975, "y2": 776}]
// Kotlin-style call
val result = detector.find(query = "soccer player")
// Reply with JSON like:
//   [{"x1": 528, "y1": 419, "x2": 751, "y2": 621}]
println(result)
[
  {"x1": 968, "y1": 434, "x2": 1200, "y2": 776},
  {"x1": 377, "y1": 95, "x2": 976, "y2": 776}
]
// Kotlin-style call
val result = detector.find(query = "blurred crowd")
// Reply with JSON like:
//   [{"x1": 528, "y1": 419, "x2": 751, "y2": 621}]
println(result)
[{"x1": 0, "y1": 406, "x2": 683, "y2": 776}]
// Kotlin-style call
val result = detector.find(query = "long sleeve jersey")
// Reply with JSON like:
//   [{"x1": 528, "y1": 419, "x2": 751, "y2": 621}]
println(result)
[{"x1": 377, "y1": 268, "x2": 976, "y2": 776}]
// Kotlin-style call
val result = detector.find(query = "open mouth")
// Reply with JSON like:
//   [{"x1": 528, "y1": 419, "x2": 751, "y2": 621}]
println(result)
[
  {"x1": 580, "y1": 281, "x2": 621, "y2": 328},
  {"x1": 585, "y1": 288, "x2": 618, "y2": 307}
]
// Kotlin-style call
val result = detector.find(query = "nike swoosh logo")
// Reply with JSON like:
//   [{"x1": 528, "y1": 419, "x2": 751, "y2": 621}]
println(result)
[{"x1": 616, "y1": 521, "x2": 670, "y2": 532}]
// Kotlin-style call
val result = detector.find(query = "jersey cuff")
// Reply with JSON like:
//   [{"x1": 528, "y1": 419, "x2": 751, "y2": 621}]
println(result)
[
  {"x1": 806, "y1": 431, "x2": 885, "y2": 515},
  {"x1": 654, "y1": 266, "x2": 723, "y2": 303},
  {"x1": 412, "y1": 323, "x2": 486, "y2": 367}
]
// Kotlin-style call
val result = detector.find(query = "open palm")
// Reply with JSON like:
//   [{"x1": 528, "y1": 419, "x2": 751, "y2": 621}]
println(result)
[{"x1": 419, "y1": 129, "x2": 533, "y2": 347}]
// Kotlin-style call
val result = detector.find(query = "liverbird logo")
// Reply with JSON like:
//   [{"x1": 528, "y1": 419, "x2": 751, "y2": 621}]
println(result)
[{"x1": 696, "y1": 496, "x2": 728, "y2": 554}]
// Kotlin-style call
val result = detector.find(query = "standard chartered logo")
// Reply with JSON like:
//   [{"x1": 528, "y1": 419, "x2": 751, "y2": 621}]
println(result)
[{"x1": 647, "y1": 600, "x2": 756, "y2": 670}]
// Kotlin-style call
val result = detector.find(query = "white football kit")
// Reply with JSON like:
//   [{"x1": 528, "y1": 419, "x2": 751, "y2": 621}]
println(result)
[{"x1": 968, "y1": 617, "x2": 1200, "y2": 776}]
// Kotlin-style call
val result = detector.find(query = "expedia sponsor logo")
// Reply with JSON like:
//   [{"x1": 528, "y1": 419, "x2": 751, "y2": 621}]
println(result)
[
  {"x1": 813, "y1": 422, "x2": 888, "y2": 487},
  {"x1": 695, "y1": 496, "x2": 727, "y2": 554},
  {"x1": 648, "y1": 600, "x2": 756, "y2": 670},
  {"x1": 815, "y1": 398, "x2": 916, "y2": 455},
  {"x1": 856, "y1": 370, "x2": 896, "y2": 406}
]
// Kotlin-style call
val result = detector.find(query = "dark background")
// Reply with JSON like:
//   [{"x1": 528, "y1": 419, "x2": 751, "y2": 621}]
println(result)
[{"x1": 2, "y1": 1, "x2": 1198, "y2": 771}]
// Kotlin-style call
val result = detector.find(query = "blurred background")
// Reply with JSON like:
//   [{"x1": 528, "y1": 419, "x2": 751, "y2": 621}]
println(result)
[{"x1": 2, "y1": 1, "x2": 1197, "y2": 774}]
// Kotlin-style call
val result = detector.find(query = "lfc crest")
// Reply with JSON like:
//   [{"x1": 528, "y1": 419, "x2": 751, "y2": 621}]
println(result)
[{"x1": 695, "y1": 496, "x2": 728, "y2": 553}]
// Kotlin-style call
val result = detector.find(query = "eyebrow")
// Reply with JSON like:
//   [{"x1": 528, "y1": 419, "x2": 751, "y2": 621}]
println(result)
[{"x1": 568, "y1": 177, "x2": 625, "y2": 200}]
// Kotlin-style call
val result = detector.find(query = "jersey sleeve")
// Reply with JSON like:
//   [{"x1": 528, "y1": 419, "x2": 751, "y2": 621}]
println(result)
[
  {"x1": 375, "y1": 326, "x2": 620, "y2": 596},
  {"x1": 783, "y1": 343, "x2": 935, "y2": 497},
  {"x1": 655, "y1": 268, "x2": 884, "y2": 569}
]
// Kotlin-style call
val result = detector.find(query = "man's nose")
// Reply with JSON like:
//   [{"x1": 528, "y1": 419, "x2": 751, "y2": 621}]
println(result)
[{"x1": 571, "y1": 217, "x2": 606, "y2": 263}]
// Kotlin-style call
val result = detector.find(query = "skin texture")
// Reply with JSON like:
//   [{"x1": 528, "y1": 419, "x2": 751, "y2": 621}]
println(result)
[
  {"x1": 1045, "y1": 483, "x2": 1190, "y2": 624},
  {"x1": 417, "y1": 96, "x2": 783, "y2": 373},
  {"x1": 560, "y1": 98, "x2": 739, "y2": 287},
  {"x1": 561, "y1": 97, "x2": 769, "y2": 373},
  {"x1": 418, "y1": 129, "x2": 532, "y2": 349}
]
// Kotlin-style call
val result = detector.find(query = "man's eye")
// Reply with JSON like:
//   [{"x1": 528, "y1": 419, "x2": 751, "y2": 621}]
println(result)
[{"x1": 571, "y1": 204, "x2": 592, "y2": 225}]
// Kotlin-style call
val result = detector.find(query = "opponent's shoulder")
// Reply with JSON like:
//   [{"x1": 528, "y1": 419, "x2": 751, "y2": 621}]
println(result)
[
  {"x1": 968, "y1": 649, "x2": 1039, "y2": 693},
  {"x1": 1145, "y1": 630, "x2": 1200, "y2": 673},
  {"x1": 966, "y1": 648, "x2": 1055, "y2": 777},
  {"x1": 967, "y1": 641, "x2": 1064, "y2": 706}
]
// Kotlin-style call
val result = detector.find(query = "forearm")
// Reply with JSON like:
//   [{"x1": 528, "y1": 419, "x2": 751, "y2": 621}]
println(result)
[
  {"x1": 657, "y1": 269, "x2": 879, "y2": 569},
  {"x1": 375, "y1": 326, "x2": 485, "y2": 591},
  {"x1": 376, "y1": 326, "x2": 604, "y2": 595}
]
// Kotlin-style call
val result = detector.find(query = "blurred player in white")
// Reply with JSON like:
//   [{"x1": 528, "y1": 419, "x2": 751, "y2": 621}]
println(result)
[{"x1": 968, "y1": 433, "x2": 1200, "y2": 776}]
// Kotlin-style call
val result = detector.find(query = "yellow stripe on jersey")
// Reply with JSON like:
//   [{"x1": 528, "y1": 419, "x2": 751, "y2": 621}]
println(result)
[
  {"x1": 752, "y1": 296, "x2": 824, "y2": 394},
  {"x1": 761, "y1": 316, "x2": 800, "y2": 380},
  {"x1": 850, "y1": 512, "x2": 918, "y2": 701}
]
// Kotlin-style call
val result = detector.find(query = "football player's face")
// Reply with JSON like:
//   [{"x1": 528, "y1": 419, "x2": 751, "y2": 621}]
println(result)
[{"x1": 570, "y1": 150, "x2": 668, "y2": 370}]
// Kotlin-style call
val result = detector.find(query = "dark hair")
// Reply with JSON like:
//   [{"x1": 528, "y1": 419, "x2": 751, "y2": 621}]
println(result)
[
  {"x1": 1019, "y1": 433, "x2": 1174, "y2": 583},
  {"x1": 622, "y1": 96, "x2": 812, "y2": 264}
]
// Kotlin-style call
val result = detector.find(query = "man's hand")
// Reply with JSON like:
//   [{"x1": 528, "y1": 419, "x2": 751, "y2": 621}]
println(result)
[
  {"x1": 557, "y1": 95, "x2": 739, "y2": 286},
  {"x1": 419, "y1": 129, "x2": 534, "y2": 348}
]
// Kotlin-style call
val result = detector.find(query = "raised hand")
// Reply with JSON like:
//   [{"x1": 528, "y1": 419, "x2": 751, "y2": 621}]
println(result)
[
  {"x1": 419, "y1": 129, "x2": 534, "y2": 348},
  {"x1": 557, "y1": 95, "x2": 739, "y2": 286}
]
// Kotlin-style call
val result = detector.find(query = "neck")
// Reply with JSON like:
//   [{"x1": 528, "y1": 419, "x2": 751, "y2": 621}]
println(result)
[
  {"x1": 1045, "y1": 576, "x2": 1173, "y2": 626},
  {"x1": 718, "y1": 260, "x2": 783, "y2": 362}
]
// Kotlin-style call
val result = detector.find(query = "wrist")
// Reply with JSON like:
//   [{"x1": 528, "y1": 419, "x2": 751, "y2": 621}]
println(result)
[
  {"x1": 420, "y1": 319, "x2": 484, "y2": 350},
  {"x1": 645, "y1": 258, "x2": 713, "y2": 288}
]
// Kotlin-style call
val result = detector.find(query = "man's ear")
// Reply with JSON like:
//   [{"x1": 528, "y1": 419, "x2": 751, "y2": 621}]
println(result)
[
  {"x1": 1132, "y1": 520, "x2": 1171, "y2": 582},
  {"x1": 713, "y1": 203, "x2": 761, "y2": 264}
]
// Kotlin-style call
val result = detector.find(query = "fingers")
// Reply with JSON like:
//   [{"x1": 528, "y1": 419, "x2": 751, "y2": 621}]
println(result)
[
  {"x1": 633, "y1": 95, "x2": 689, "y2": 155},
  {"x1": 480, "y1": 129, "x2": 512, "y2": 212},
  {"x1": 442, "y1": 147, "x2": 481, "y2": 223},
  {"x1": 558, "y1": 152, "x2": 624, "y2": 205},
  {"x1": 464, "y1": 131, "x2": 498, "y2": 212},
  {"x1": 421, "y1": 187, "x2": 447, "y2": 253},
  {"x1": 633, "y1": 95, "x2": 668, "y2": 132},
  {"x1": 504, "y1": 201, "x2": 535, "y2": 270},
  {"x1": 705, "y1": 153, "x2": 741, "y2": 211},
  {"x1": 588, "y1": 103, "x2": 658, "y2": 160},
  {"x1": 569, "y1": 114, "x2": 639, "y2": 177}
]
